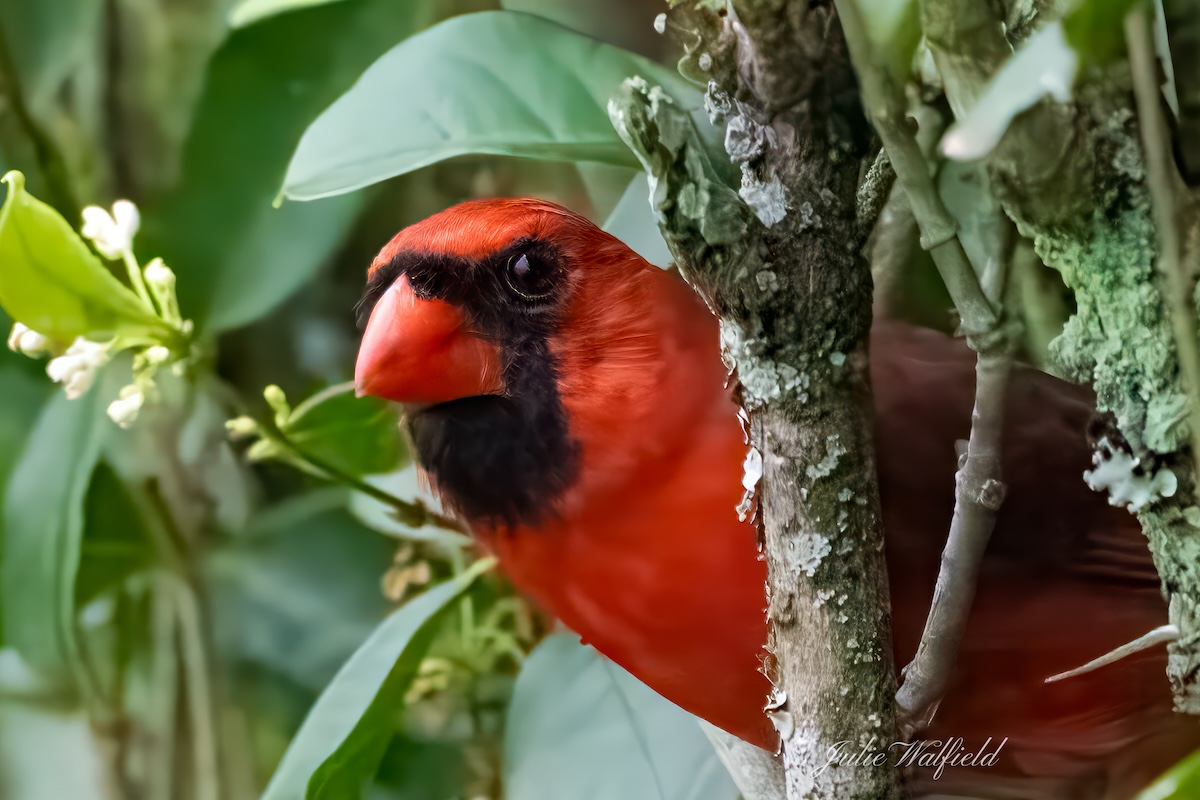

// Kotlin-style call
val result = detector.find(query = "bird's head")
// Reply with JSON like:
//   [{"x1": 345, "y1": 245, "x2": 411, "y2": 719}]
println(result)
[{"x1": 354, "y1": 198, "x2": 671, "y2": 528}]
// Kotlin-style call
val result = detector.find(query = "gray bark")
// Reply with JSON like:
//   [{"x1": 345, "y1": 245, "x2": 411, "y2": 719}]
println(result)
[{"x1": 611, "y1": 2, "x2": 901, "y2": 797}]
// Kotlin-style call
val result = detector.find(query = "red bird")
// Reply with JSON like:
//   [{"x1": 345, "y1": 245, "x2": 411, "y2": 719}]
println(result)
[{"x1": 354, "y1": 198, "x2": 1198, "y2": 798}]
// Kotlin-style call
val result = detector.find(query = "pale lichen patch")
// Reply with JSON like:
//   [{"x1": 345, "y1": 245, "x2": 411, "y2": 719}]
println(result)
[{"x1": 806, "y1": 434, "x2": 846, "y2": 480}]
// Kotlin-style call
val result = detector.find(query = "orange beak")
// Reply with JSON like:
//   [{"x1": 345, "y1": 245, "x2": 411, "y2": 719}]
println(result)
[{"x1": 355, "y1": 275, "x2": 504, "y2": 404}]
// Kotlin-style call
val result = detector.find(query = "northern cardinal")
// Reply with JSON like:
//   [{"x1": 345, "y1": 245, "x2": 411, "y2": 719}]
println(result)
[{"x1": 354, "y1": 198, "x2": 1198, "y2": 799}]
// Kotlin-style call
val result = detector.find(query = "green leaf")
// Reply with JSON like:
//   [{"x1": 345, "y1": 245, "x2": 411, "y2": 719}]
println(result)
[
  {"x1": 1064, "y1": 0, "x2": 1141, "y2": 66},
  {"x1": 282, "y1": 10, "x2": 700, "y2": 201},
  {"x1": 144, "y1": 0, "x2": 437, "y2": 332},
  {"x1": 940, "y1": 21, "x2": 1078, "y2": 161},
  {"x1": 75, "y1": 463, "x2": 153, "y2": 608},
  {"x1": 261, "y1": 557, "x2": 495, "y2": 800},
  {"x1": 504, "y1": 633, "x2": 739, "y2": 800},
  {"x1": 602, "y1": 172, "x2": 672, "y2": 268},
  {"x1": 499, "y1": 0, "x2": 667, "y2": 57},
  {"x1": 229, "y1": 0, "x2": 350, "y2": 28},
  {"x1": 285, "y1": 382, "x2": 406, "y2": 477},
  {"x1": 1138, "y1": 749, "x2": 1200, "y2": 799},
  {"x1": 0, "y1": 361, "x2": 52, "y2": 645},
  {"x1": 0, "y1": 0, "x2": 99, "y2": 113},
  {"x1": 0, "y1": 172, "x2": 163, "y2": 341},
  {"x1": 1, "y1": 369, "x2": 114, "y2": 689},
  {"x1": 207, "y1": 500, "x2": 395, "y2": 690}
]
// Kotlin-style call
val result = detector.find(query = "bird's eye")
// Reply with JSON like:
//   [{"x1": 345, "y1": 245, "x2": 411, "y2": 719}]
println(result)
[{"x1": 504, "y1": 252, "x2": 555, "y2": 301}]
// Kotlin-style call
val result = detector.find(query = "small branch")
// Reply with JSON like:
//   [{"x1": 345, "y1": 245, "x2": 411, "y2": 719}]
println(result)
[
  {"x1": 1045, "y1": 624, "x2": 1180, "y2": 683},
  {"x1": 894, "y1": 346, "x2": 1011, "y2": 735},
  {"x1": 837, "y1": 0, "x2": 1014, "y2": 737},
  {"x1": 701, "y1": 721, "x2": 785, "y2": 800},
  {"x1": 173, "y1": 577, "x2": 219, "y2": 800},
  {"x1": 855, "y1": 149, "x2": 896, "y2": 242},
  {"x1": 834, "y1": 0, "x2": 998, "y2": 336},
  {"x1": 1127, "y1": 7, "x2": 1200, "y2": 498},
  {"x1": 263, "y1": 421, "x2": 465, "y2": 533},
  {"x1": 148, "y1": 573, "x2": 179, "y2": 800}
]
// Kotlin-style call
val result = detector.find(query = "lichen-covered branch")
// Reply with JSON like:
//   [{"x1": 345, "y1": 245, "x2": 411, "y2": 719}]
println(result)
[
  {"x1": 611, "y1": 3, "x2": 900, "y2": 797},
  {"x1": 1127, "y1": 7, "x2": 1200, "y2": 493},
  {"x1": 924, "y1": 0, "x2": 1200, "y2": 713}
]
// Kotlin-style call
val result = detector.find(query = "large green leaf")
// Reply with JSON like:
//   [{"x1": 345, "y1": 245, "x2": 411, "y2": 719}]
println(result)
[
  {"x1": 284, "y1": 382, "x2": 406, "y2": 477},
  {"x1": 504, "y1": 633, "x2": 739, "y2": 800},
  {"x1": 939, "y1": 21, "x2": 1078, "y2": 161},
  {"x1": 0, "y1": 172, "x2": 164, "y2": 341},
  {"x1": 282, "y1": 10, "x2": 699, "y2": 201},
  {"x1": 0, "y1": 361, "x2": 52, "y2": 645},
  {"x1": 1138, "y1": 749, "x2": 1200, "y2": 800},
  {"x1": 144, "y1": 0, "x2": 439, "y2": 333},
  {"x1": 261, "y1": 557, "x2": 495, "y2": 800},
  {"x1": 75, "y1": 463, "x2": 153, "y2": 608},
  {"x1": 207, "y1": 501, "x2": 395, "y2": 691},
  {"x1": 1, "y1": 369, "x2": 114, "y2": 688},
  {"x1": 0, "y1": 0, "x2": 99, "y2": 114},
  {"x1": 229, "y1": 0, "x2": 351, "y2": 28}
]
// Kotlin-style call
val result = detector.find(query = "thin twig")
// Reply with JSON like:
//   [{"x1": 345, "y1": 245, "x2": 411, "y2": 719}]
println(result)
[
  {"x1": 1046, "y1": 624, "x2": 1180, "y2": 683},
  {"x1": 173, "y1": 577, "x2": 220, "y2": 800},
  {"x1": 836, "y1": 0, "x2": 1012, "y2": 737},
  {"x1": 262, "y1": 418, "x2": 465, "y2": 533},
  {"x1": 149, "y1": 573, "x2": 179, "y2": 800},
  {"x1": 700, "y1": 720, "x2": 785, "y2": 800},
  {"x1": 1127, "y1": 7, "x2": 1200, "y2": 498}
]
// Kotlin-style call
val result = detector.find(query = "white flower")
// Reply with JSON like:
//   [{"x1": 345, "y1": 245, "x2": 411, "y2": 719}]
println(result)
[
  {"x1": 7, "y1": 322, "x2": 48, "y2": 357},
  {"x1": 107, "y1": 385, "x2": 145, "y2": 429},
  {"x1": 46, "y1": 337, "x2": 109, "y2": 399},
  {"x1": 81, "y1": 200, "x2": 140, "y2": 259}
]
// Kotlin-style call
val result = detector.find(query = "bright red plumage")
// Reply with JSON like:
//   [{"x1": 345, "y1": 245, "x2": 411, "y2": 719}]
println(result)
[{"x1": 356, "y1": 199, "x2": 1199, "y2": 799}]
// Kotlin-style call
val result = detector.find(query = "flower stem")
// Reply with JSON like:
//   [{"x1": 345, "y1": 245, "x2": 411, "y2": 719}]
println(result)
[
  {"x1": 122, "y1": 250, "x2": 157, "y2": 312},
  {"x1": 266, "y1": 425, "x2": 465, "y2": 533}
]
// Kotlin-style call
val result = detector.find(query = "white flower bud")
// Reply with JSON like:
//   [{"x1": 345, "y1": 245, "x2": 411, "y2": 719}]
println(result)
[
  {"x1": 81, "y1": 200, "x2": 139, "y2": 259},
  {"x1": 225, "y1": 416, "x2": 259, "y2": 439},
  {"x1": 107, "y1": 385, "x2": 145, "y2": 429},
  {"x1": 111, "y1": 200, "x2": 139, "y2": 241},
  {"x1": 46, "y1": 337, "x2": 110, "y2": 400},
  {"x1": 7, "y1": 322, "x2": 47, "y2": 357},
  {"x1": 143, "y1": 258, "x2": 175, "y2": 291},
  {"x1": 144, "y1": 345, "x2": 171, "y2": 366}
]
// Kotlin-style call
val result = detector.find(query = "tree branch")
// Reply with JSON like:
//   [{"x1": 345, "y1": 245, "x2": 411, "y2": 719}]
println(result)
[
  {"x1": 835, "y1": 0, "x2": 1014, "y2": 737},
  {"x1": 613, "y1": 2, "x2": 901, "y2": 795}
]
